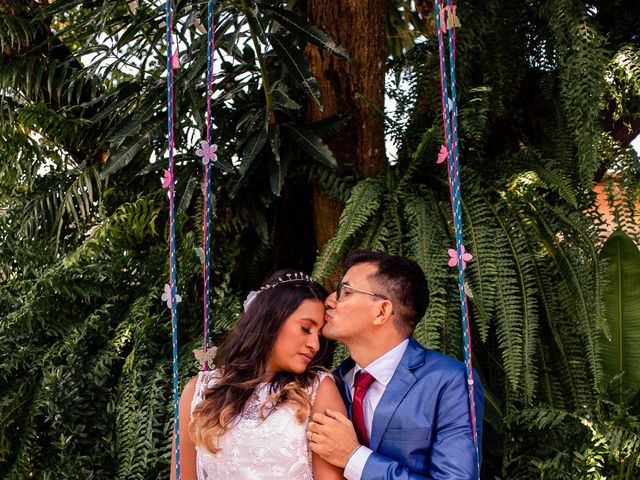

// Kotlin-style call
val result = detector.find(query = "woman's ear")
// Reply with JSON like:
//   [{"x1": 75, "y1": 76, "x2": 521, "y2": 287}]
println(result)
[{"x1": 372, "y1": 299, "x2": 394, "y2": 326}]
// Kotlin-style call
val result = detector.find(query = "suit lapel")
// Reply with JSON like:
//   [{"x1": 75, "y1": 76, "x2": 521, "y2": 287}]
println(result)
[
  {"x1": 335, "y1": 356, "x2": 355, "y2": 409},
  {"x1": 369, "y1": 339, "x2": 425, "y2": 450}
]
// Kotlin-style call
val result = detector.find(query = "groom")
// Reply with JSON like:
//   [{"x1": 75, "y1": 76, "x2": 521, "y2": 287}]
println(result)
[{"x1": 308, "y1": 251, "x2": 483, "y2": 479}]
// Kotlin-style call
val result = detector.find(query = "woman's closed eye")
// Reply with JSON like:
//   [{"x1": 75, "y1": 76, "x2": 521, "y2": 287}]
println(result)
[{"x1": 301, "y1": 326, "x2": 312, "y2": 334}]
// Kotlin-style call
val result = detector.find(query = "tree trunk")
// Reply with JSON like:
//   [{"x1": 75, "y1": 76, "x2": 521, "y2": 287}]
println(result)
[{"x1": 305, "y1": 0, "x2": 387, "y2": 255}]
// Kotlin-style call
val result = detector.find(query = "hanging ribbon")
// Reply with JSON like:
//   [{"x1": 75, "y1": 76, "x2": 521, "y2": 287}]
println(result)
[
  {"x1": 434, "y1": 0, "x2": 480, "y2": 476},
  {"x1": 201, "y1": 0, "x2": 216, "y2": 371},
  {"x1": 165, "y1": 0, "x2": 180, "y2": 478}
]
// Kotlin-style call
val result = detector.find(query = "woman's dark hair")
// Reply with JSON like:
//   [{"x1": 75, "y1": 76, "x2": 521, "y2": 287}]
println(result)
[{"x1": 190, "y1": 269, "x2": 329, "y2": 452}]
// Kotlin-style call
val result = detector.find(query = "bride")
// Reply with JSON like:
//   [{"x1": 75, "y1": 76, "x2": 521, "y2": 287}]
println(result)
[{"x1": 171, "y1": 270, "x2": 347, "y2": 479}]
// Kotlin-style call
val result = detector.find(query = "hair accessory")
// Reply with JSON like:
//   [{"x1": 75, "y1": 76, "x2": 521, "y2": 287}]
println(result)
[{"x1": 243, "y1": 272, "x2": 313, "y2": 311}]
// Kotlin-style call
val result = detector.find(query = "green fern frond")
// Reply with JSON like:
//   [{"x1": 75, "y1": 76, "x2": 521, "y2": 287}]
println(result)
[
  {"x1": 313, "y1": 178, "x2": 383, "y2": 280},
  {"x1": 403, "y1": 188, "x2": 454, "y2": 350}
]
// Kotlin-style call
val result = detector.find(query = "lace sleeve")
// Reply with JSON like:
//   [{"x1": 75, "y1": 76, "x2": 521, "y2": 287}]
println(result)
[
  {"x1": 309, "y1": 370, "x2": 335, "y2": 406},
  {"x1": 190, "y1": 369, "x2": 220, "y2": 419}
]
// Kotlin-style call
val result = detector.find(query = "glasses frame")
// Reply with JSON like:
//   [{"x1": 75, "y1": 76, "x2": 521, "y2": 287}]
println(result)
[{"x1": 336, "y1": 282, "x2": 389, "y2": 301}]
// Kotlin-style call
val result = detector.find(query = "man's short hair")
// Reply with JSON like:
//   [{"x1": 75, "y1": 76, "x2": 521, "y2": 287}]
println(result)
[{"x1": 344, "y1": 250, "x2": 429, "y2": 336}]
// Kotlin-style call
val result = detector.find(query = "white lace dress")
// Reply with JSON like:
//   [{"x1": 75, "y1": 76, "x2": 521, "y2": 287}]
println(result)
[{"x1": 191, "y1": 370, "x2": 331, "y2": 480}]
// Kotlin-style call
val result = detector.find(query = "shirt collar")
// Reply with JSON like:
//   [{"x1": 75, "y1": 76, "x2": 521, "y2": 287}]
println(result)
[{"x1": 353, "y1": 338, "x2": 410, "y2": 387}]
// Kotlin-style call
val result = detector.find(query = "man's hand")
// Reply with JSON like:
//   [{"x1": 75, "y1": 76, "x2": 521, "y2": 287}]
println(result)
[{"x1": 307, "y1": 408, "x2": 361, "y2": 468}]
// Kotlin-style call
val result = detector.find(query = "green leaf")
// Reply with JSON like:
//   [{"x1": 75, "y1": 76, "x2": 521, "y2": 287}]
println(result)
[
  {"x1": 272, "y1": 84, "x2": 301, "y2": 110},
  {"x1": 598, "y1": 230, "x2": 640, "y2": 401},
  {"x1": 239, "y1": 121, "x2": 268, "y2": 176},
  {"x1": 244, "y1": 2, "x2": 267, "y2": 44},
  {"x1": 269, "y1": 124, "x2": 284, "y2": 196},
  {"x1": 100, "y1": 122, "x2": 161, "y2": 179},
  {"x1": 267, "y1": 33, "x2": 323, "y2": 110},
  {"x1": 310, "y1": 115, "x2": 352, "y2": 138},
  {"x1": 262, "y1": 5, "x2": 350, "y2": 60},
  {"x1": 282, "y1": 123, "x2": 337, "y2": 168}
]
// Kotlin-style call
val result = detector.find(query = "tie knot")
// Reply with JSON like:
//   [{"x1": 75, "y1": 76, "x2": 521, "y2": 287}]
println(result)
[{"x1": 354, "y1": 370, "x2": 375, "y2": 391}]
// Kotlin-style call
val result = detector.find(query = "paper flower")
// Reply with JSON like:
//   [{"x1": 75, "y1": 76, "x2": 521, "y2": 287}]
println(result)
[
  {"x1": 196, "y1": 140, "x2": 218, "y2": 165},
  {"x1": 161, "y1": 169, "x2": 172, "y2": 188},
  {"x1": 448, "y1": 245, "x2": 473, "y2": 270},
  {"x1": 437, "y1": 144, "x2": 448, "y2": 164},
  {"x1": 161, "y1": 283, "x2": 182, "y2": 309}
]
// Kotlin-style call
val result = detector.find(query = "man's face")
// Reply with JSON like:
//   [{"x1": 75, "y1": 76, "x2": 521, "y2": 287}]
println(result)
[{"x1": 322, "y1": 262, "x2": 385, "y2": 343}]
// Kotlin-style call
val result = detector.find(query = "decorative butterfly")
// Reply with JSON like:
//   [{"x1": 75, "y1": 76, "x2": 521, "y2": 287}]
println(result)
[
  {"x1": 194, "y1": 247, "x2": 206, "y2": 265},
  {"x1": 437, "y1": 144, "x2": 448, "y2": 164},
  {"x1": 161, "y1": 283, "x2": 182, "y2": 309},
  {"x1": 193, "y1": 347, "x2": 217, "y2": 369},
  {"x1": 161, "y1": 169, "x2": 172, "y2": 188},
  {"x1": 171, "y1": 50, "x2": 181, "y2": 70},
  {"x1": 446, "y1": 6, "x2": 461, "y2": 30}
]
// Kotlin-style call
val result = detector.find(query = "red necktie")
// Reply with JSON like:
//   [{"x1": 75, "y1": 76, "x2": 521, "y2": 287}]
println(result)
[{"x1": 352, "y1": 370, "x2": 375, "y2": 447}]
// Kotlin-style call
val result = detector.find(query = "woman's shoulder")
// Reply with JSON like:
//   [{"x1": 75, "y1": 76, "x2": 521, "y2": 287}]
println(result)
[
  {"x1": 307, "y1": 368, "x2": 336, "y2": 403},
  {"x1": 311, "y1": 368, "x2": 335, "y2": 384},
  {"x1": 190, "y1": 369, "x2": 222, "y2": 410}
]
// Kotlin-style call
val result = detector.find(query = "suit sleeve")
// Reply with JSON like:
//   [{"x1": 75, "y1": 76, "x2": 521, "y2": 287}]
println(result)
[{"x1": 361, "y1": 368, "x2": 483, "y2": 480}]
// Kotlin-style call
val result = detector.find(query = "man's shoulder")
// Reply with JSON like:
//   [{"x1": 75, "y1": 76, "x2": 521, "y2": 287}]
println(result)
[{"x1": 407, "y1": 338, "x2": 467, "y2": 378}]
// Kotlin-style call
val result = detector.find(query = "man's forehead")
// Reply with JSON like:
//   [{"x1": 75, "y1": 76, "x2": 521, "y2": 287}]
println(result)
[{"x1": 343, "y1": 262, "x2": 378, "y2": 282}]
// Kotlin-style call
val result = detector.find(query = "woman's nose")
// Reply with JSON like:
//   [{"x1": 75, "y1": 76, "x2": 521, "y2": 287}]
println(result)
[{"x1": 307, "y1": 333, "x2": 320, "y2": 353}]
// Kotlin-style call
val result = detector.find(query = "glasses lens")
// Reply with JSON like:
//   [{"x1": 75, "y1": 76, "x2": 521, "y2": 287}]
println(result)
[{"x1": 336, "y1": 282, "x2": 342, "y2": 300}]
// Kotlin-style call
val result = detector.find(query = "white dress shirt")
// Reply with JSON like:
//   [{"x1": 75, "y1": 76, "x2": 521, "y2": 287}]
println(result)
[{"x1": 344, "y1": 338, "x2": 410, "y2": 480}]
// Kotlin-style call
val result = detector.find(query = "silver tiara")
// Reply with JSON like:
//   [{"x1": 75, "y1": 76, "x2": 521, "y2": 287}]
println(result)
[{"x1": 243, "y1": 272, "x2": 313, "y2": 311}]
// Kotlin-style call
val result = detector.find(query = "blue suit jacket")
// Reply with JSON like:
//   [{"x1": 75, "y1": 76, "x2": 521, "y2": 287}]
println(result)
[{"x1": 335, "y1": 338, "x2": 483, "y2": 480}]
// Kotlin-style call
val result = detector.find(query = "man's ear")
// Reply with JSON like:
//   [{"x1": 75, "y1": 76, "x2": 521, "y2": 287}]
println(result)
[{"x1": 372, "y1": 300, "x2": 394, "y2": 326}]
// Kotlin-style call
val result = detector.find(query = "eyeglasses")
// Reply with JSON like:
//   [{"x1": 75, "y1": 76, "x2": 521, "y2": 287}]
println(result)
[{"x1": 336, "y1": 282, "x2": 388, "y2": 301}]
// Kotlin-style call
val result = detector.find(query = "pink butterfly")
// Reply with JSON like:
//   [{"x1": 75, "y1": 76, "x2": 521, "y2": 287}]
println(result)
[
  {"x1": 437, "y1": 144, "x2": 448, "y2": 164},
  {"x1": 196, "y1": 140, "x2": 218, "y2": 165},
  {"x1": 448, "y1": 245, "x2": 473, "y2": 270},
  {"x1": 161, "y1": 283, "x2": 182, "y2": 309},
  {"x1": 161, "y1": 169, "x2": 172, "y2": 188},
  {"x1": 171, "y1": 50, "x2": 181, "y2": 69}
]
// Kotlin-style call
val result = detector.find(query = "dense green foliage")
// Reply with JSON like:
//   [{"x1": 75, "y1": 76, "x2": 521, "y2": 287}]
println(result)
[{"x1": 1, "y1": 0, "x2": 639, "y2": 478}]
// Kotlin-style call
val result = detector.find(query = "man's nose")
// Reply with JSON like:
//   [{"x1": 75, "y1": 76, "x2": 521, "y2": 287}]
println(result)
[{"x1": 325, "y1": 291, "x2": 337, "y2": 308}]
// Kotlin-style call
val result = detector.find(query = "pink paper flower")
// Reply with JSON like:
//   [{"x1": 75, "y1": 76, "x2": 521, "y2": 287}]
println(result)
[
  {"x1": 437, "y1": 144, "x2": 448, "y2": 164},
  {"x1": 161, "y1": 169, "x2": 172, "y2": 188},
  {"x1": 448, "y1": 245, "x2": 473, "y2": 270},
  {"x1": 196, "y1": 140, "x2": 218, "y2": 165}
]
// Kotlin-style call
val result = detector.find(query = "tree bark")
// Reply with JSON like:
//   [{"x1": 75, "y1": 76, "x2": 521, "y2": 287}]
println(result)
[{"x1": 305, "y1": 0, "x2": 387, "y2": 254}]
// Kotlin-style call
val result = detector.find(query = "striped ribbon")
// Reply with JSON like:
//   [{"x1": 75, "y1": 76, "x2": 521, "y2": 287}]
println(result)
[
  {"x1": 165, "y1": 0, "x2": 180, "y2": 478},
  {"x1": 434, "y1": 0, "x2": 480, "y2": 475},
  {"x1": 202, "y1": 0, "x2": 216, "y2": 370}
]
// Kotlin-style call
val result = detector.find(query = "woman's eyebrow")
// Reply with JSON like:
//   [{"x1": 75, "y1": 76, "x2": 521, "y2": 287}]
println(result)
[{"x1": 300, "y1": 317, "x2": 319, "y2": 326}]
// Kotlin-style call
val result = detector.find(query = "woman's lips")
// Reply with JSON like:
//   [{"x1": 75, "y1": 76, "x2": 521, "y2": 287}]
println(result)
[{"x1": 299, "y1": 353, "x2": 313, "y2": 363}]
